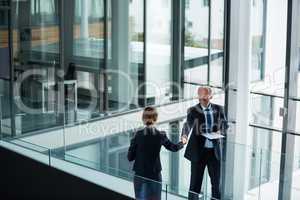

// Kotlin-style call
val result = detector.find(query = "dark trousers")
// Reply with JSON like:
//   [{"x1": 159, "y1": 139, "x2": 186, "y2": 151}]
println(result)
[
  {"x1": 134, "y1": 173, "x2": 162, "y2": 200},
  {"x1": 188, "y1": 149, "x2": 221, "y2": 200}
]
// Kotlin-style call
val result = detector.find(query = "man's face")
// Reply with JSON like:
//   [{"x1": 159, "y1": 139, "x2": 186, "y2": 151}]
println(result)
[{"x1": 198, "y1": 88, "x2": 212, "y2": 106}]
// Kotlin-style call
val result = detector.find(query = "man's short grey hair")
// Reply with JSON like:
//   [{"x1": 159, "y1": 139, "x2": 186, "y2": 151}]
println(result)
[{"x1": 198, "y1": 86, "x2": 212, "y2": 95}]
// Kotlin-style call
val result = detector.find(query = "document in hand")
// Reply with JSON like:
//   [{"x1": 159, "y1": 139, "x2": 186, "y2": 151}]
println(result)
[{"x1": 201, "y1": 132, "x2": 225, "y2": 140}]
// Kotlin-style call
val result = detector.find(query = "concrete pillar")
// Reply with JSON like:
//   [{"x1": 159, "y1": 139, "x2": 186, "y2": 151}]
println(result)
[
  {"x1": 110, "y1": 0, "x2": 130, "y2": 111},
  {"x1": 223, "y1": 0, "x2": 252, "y2": 199}
]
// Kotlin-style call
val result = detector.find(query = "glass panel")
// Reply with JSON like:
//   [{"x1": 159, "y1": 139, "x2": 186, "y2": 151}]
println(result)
[
  {"x1": 250, "y1": 0, "x2": 287, "y2": 97},
  {"x1": 184, "y1": 0, "x2": 209, "y2": 85},
  {"x1": 251, "y1": 0, "x2": 266, "y2": 82},
  {"x1": 287, "y1": 99, "x2": 300, "y2": 134},
  {"x1": 4, "y1": 138, "x2": 51, "y2": 165},
  {"x1": 106, "y1": 0, "x2": 144, "y2": 112},
  {"x1": 30, "y1": 0, "x2": 58, "y2": 26},
  {"x1": 145, "y1": 0, "x2": 172, "y2": 106},
  {"x1": 250, "y1": 94, "x2": 284, "y2": 131},
  {"x1": 0, "y1": 9, "x2": 10, "y2": 79},
  {"x1": 210, "y1": 0, "x2": 224, "y2": 87},
  {"x1": 0, "y1": 79, "x2": 12, "y2": 137},
  {"x1": 291, "y1": 136, "x2": 300, "y2": 200},
  {"x1": 12, "y1": 0, "x2": 62, "y2": 135},
  {"x1": 129, "y1": 0, "x2": 144, "y2": 109},
  {"x1": 0, "y1": 10, "x2": 12, "y2": 137},
  {"x1": 249, "y1": 127, "x2": 282, "y2": 195},
  {"x1": 183, "y1": 83, "x2": 199, "y2": 99},
  {"x1": 70, "y1": 0, "x2": 105, "y2": 122},
  {"x1": 291, "y1": 0, "x2": 300, "y2": 100},
  {"x1": 258, "y1": 148, "x2": 281, "y2": 200}
]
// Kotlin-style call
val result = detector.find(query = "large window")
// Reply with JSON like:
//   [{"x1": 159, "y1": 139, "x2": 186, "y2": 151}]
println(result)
[
  {"x1": 184, "y1": 0, "x2": 209, "y2": 85},
  {"x1": 0, "y1": 7, "x2": 12, "y2": 137},
  {"x1": 184, "y1": 0, "x2": 225, "y2": 92},
  {"x1": 3, "y1": 0, "x2": 226, "y2": 136},
  {"x1": 12, "y1": 0, "x2": 62, "y2": 134},
  {"x1": 251, "y1": 0, "x2": 266, "y2": 82},
  {"x1": 145, "y1": 0, "x2": 172, "y2": 106},
  {"x1": 106, "y1": 0, "x2": 144, "y2": 112},
  {"x1": 70, "y1": 0, "x2": 105, "y2": 122},
  {"x1": 30, "y1": 0, "x2": 58, "y2": 26},
  {"x1": 248, "y1": 0, "x2": 288, "y2": 199},
  {"x1": 210, "y1": 0, "x2": 225, "y2": 87},
  {"x1": 250, "y1": 0, "x2": 287, "y2": 97}
]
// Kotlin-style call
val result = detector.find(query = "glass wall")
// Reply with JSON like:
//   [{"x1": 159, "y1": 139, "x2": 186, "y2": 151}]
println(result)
[
  {"x1": 11, "y1": 0, "x2": 62, "y2": 134},
  {"x1": 210, "y1": 0, "x2": 224, "y2": 87},
  {"x1": 1, "y1": 0, "x2": 227, "y2": 136},
  {"x1": 249, "y1": 0, "x2": 287, "y2": 147},
  {"x1": 128, "y1": 0, "x2": 144, "y2": 108},
  {"x1": 250, "y1": 0, "x2": 287, "y2": 97},
  {"x1": 184, "y1": 0, "x2": 209, "y2": 85},
  {"x1": 106, "y1": 0, "x2": 144, "y2": 112},
  {"x1": 69, "y1": 0, "x2": 105, "y2": 122},
  {"x1": 248, "y1": 0, "x2": 288, "y2": 199},
  {"x1": 183, "y1": 0, "x2": 226, "y2": 101},
  {"x1": 145, "y1": 0, "x2": 172, "y2": 106},
  {"x1": 0, "y1": 7, "x2": 12, "y2": 137},
  {"x1": 251, "y1": 0, "x2": 266, "y2": 82},
  {"x1": 289, "y1": 1, "x2": 300, "y2": 199}
]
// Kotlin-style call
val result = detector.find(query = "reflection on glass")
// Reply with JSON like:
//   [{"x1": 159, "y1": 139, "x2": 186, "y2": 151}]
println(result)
[
  {"x1": 106, "y1": 0, "x2": 144, "y2": 112},
  {"x1": 250, "y1": 94, "x2": 284, "y2": 131},
  {"x1": 146, "y1": 0, "x2": 172, "y2": 106},
  {"x1": 291, "y1": 137, "x2": 300, "y2": 200},
  {"x1": 0, "y1": 79, "x2": 12, "y2": 137},
  {"x1": 12, "y1": 0, "x2": 62, "y2": 134},
  {"x1": 287, "y1": 100, "x2": 300, "y2": 134},
  {"x1": 250, "y1": 0, "x2": 287, "y2": 97},
  {"x1": 210, "y1": 0, "x2": 224, "y2": 87},
  {"x1": 292, "y1": 0, "x2": 300, "y2": 100},
  {"x1": 0, "y1": 10, "x2": 12, "y2": 137},
  {"x1": 70, "y1": 0, "x2": 105, "y2": 122},
  {"x1": 184, "y1": 0, "x2": 209, "y2": 85},
  {"x1": 249, "y1": 127, "x2": 282, "y2": 190},
  {"x1": 30, "y1": 0, "x2": 58, "y2": 26},
  {"x1": 251, "y1": 0, "x2": 266, "y2": 82},
  {"x1": 129, "y1": 0, "x2": 144, "y2": 108}
]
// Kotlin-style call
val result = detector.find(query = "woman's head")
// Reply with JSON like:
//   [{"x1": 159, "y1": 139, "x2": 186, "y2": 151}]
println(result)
[{"x1": 142, "y1": 106, "x2": 158, "y2": 126}]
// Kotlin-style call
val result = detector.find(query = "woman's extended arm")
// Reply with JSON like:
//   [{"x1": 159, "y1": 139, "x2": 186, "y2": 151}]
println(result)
[{"x1": 160, "y1": 131, "x2": 184, "y2": 152}]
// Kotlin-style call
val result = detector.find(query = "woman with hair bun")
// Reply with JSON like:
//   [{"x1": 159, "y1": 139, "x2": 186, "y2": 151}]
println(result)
[{"x1": 128, "y1": 106, "x2": 187, "y2": 200}]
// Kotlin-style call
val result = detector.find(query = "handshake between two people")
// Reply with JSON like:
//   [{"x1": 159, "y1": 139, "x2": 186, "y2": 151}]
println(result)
[
  {"x1": 181, "y1": 135, "x2": 188, "y2": 145},
  {"x1": 180, "y1": 128, "x2": 223, "y2": 145}
]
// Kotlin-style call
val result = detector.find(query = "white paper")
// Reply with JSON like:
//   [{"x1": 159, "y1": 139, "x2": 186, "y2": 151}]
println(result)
[{"x1": 201, "y1": 132, "x2": 225, "y2": 140}]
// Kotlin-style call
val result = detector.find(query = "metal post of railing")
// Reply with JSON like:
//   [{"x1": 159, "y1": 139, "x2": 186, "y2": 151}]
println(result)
[
  {"x1": 165, "y1": 184, "x2": 168, "y2": 200},
  {"x1": 48, "y1": 149, "x2": 52, "y2": 167}
]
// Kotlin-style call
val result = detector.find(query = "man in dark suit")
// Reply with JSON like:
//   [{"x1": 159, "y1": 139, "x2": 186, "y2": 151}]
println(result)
[{"x1": 181, "y1": 87, "x2": 228, "y2": 200}]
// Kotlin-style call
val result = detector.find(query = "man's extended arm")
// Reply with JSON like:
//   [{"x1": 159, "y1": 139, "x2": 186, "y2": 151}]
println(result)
[{"x1": 181, "y1": 107, "x2": 194, "y2": 139}]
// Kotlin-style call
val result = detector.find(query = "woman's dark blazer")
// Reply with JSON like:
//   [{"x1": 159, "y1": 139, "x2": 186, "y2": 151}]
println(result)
[{"x1": 127, "y1": 127, "x2": 184, "y2": 180}]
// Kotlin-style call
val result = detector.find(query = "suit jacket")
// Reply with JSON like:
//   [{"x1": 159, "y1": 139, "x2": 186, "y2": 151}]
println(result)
[
  {"x1": 182, "y1": 103, "x2": 228, "y2": 162},
  {"x1": 127, "y1": 127, "x2": 184, "y2": 180}
]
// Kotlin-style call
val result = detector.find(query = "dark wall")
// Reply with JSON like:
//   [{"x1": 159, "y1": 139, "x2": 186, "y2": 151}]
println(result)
[{"x1": 0, "y1": 146, "x2": 133, "y2": 200}]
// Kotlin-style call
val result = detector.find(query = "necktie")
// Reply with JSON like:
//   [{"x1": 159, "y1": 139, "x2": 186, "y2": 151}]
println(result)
[{"x1": 205, "y1": 108, "x2": 212, "y2": 134}]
